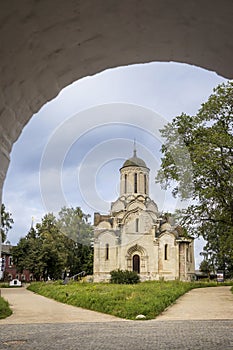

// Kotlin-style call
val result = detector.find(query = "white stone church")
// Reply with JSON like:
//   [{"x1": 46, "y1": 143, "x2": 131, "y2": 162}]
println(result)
[{"x1": 93, "y1": 148, "x2": 195, "y2": 282}]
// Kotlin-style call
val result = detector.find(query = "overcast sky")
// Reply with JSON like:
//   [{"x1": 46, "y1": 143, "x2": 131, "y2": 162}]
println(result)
[{"x1": 2, "y1": 61, "x2": 227, "y2": 267}]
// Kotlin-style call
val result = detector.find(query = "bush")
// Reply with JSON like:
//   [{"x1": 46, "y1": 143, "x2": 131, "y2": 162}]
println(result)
[{"x1": 110, "y1": 269, "x2": 140, "y2": 284}]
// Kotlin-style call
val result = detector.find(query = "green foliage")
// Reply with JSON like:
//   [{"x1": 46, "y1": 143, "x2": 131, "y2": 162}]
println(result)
[
  {"x1": 0, "y1": 282, "x2": 10, "y2": 288},
  {"x1": 0, "y1": 296, "x2": 12, "y2": 319},
  {"x1": 58, "y1": 207, "x2": 94, "y2": 276},
  {"x1": 199, "y1": 260, "x2": 211, "y2": 275},
  {"x1": 156, "y1": 81, "x2": 233, "y2": 276},
  {"x1": 28, "y1": 280, "x2": 233, "y2": 320},
  {"x1": 57, "y1": 206, "x2": 93, "y2": 246},
  {"x1": 110, "y1": 269, "x2": 140, "y2": 284},
  {"x1": 12, "y1": 207, "x2": 94, "y2": 280},
  {"x1": 1, "y1": 204, "x2": 14, "y2": 243}
]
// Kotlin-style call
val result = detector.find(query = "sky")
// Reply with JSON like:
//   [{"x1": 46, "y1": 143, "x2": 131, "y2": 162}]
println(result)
[{"x1": 2, "y1": 61, "x2": 228, "y2": 268}]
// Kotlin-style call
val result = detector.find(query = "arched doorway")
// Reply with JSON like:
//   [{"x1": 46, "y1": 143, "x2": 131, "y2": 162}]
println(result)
[{"x1": 133, "y1": 254, "x2": 140, "y2": 274}]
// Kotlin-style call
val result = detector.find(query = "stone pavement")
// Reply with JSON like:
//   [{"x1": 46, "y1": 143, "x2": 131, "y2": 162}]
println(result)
[{"x1": 0, "y1": 320, "x2": 232, "y2": 350}]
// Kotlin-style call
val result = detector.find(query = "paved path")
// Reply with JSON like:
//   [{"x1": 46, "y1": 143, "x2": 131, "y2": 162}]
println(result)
[
  {"x1": 0, "y1": 287, "x2": 123, "y2": 324},
  {"x1": 155, "y1": 285, "x2": 233, "y2": 320},
  {"x1": 0, "y1": 320, "x2": 233, "y2": 350}
]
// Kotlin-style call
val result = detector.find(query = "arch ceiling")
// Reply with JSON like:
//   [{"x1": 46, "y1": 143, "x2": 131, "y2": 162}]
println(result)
[{"x1": 0, "y1": 0, "x2": 233, "y2": 196}]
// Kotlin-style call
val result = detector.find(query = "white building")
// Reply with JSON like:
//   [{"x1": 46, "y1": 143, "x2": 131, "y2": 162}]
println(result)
[{"x1": 93, "y1": 149, "x2": 195, "y2": 282}]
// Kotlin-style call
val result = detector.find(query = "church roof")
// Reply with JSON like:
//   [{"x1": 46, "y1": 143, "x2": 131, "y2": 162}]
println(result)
[{"x1": 122, "y1": 148, "x2": 147, "y2": 168}]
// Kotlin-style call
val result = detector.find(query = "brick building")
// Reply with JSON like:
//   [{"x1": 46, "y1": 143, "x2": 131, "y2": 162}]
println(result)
[{"x1": 1, "y1": 244, "x2": 33, "y2": 282}]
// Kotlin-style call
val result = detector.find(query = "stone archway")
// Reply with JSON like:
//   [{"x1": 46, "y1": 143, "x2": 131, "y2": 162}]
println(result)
[
  {"x1": 126, "y1": 244, "x2": 148, "y2": 274},
  {"x1": 0, "y1": 1, "x2": 233, "y2": 199}
]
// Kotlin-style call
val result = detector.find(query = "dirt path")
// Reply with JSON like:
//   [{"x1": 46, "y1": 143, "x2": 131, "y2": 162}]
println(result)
[
  {"x1": 0, "y1": 287, "x2": 124, "y2": 324},
  {"x1": 155, "y1": 286, "x2": 233, "y2": 320}
]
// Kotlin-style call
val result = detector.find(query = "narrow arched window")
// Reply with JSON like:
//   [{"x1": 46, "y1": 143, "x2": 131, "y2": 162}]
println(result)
[
  {"x1": 164, "y1": 244, "x2": 168, "y2": 260},
  {"x1": 186, "y1": 247, "x2": 189, "y2": 262},
  {"x1": 133, "y1": 254, "x2": 140, "y2": 274},
  {"x1": 144, "y1": 174, "x2": 147, "y2": 194},
  {"x1": 105, "y1": 243, "x2": 109, "y2": 260},
  {"x1": 124, "y1": 174, "x2": 127, "y2": 193},
  {"x1": 134, "y1": 173, "x2": 137, "y2": 193},
  {"x1": 136, "y1": 218, "x2": 139, "y2": 232}
]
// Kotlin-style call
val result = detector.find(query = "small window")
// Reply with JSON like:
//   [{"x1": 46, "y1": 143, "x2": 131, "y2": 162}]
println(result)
[
  {"x1": 164, "y1": 244, "x2": 168, "y2": 260},
  {"x1": 186, "y1": 247, "x2": 189, "y2": 262},
  {"x1": 124, "y1": 174, "x2": 127, "y2": 193},
  {"x1": 134, "y1": 173, "x2": 138, "y2": 193},
  {"x1": 144, "y1": 174, "x2": 147, "y2": 194},
  {"x1": 105, "y1": 243, "x2": 109, "y2": 260},
  {"x1": 136, "y1": 218, "x2": 139, "y2": 232}
]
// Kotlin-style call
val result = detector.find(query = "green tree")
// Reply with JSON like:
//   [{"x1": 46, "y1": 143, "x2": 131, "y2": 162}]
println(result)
[
  {"x1": 156, "y1": 81, "x2": 233, "y2": 277},
  {"x1": 57, "y1": 206, "x2": 94, "y2": 275},
  {"x1": 1, "y1": 204, "x2": 14, "y2": 243},
  {"x1": 12, "y1": 214, "x2": 68, "y2": 280},
  {"x1": 12, "y1": 207, "x2": 94, "y2": 280},
  {"x1": 36, "y1": 213, "x2": 68, "y2": 280},
  {"x1": 12, "y1": 227, "x2": 44, "y2": 281},
  {"x1": 57, "y1": 206, "x2": 93, "y2": 246}
]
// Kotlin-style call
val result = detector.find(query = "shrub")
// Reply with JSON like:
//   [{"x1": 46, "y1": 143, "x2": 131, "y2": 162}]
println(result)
[{"x1": 110, "y1": 269, "x2": 140, "y2": 284}]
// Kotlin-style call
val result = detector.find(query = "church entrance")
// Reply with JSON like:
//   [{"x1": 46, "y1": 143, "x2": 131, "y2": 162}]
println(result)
[{"x1": 133, "y1": 254, "x2": 140, "y2": 274}]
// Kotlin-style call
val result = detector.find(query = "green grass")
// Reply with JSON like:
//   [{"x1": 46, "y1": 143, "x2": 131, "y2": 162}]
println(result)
[
  {"x1": 0, "y1": 283, "x2": 11, "y2": 288},
  {"x1": 0, "y1": 296, "x2": 12, "y2": 319},
  {"x1": 27, "y1": 280, "x2": 233, "y2": 320}
]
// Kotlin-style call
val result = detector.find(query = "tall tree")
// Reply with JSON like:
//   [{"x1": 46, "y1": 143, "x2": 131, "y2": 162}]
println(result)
[
  {"x1": 12, "y1": 227, "x2": 44, "y2": 281},
  {"x1": 12, "y1": 207, "x2": 94, "y2": 280},
  {"x1": 156, "y1": 81, "x2": 233, "y2": 276},
  {"x1": 57, "y1": 206, "x2": 94, "y2": 275},
  {"x1": 1, "y1": 204, "x2": 14, "y2": 243},
  {"x1": 13, "y1": 214, "x2": 68, "y2": 280},
  {"x1": 57, "y1": 206, "x2": 93, "y2": 246},
  {"x1": 36, "y1": 213, "x2": 68, "y2": 280}
]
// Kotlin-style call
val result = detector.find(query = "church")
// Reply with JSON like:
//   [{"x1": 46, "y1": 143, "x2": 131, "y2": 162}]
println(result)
[{"x1": 93, "y1": 147, "x2": 195, "y2": 282}]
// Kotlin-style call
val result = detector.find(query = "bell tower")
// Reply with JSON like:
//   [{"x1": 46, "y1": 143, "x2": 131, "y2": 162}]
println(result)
[{"x1": 119, "y1": 144, "x2": 149, "y2": 197}]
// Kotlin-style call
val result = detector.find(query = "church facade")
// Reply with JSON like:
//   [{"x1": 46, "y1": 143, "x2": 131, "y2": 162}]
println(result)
[{"x1": 93, "y1": 149, "x2": 195, "y2": 282}]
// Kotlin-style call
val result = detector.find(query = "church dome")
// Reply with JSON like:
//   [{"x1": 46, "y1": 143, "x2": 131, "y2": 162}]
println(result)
[
  {"x1": 122, "y1": 156, "x2": 147, "y2": 168},
  {"x1": 122, "y1": 148, "x2": 147, "y2": 168}
]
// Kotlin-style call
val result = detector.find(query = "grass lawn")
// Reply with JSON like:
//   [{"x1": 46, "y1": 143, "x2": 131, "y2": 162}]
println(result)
[
  {"x1": 0, "y1": 296, "x2": 12, "y2": 319},
  {"x1": 27, "y1": 280, "x2": 232, "y2": 320}
]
